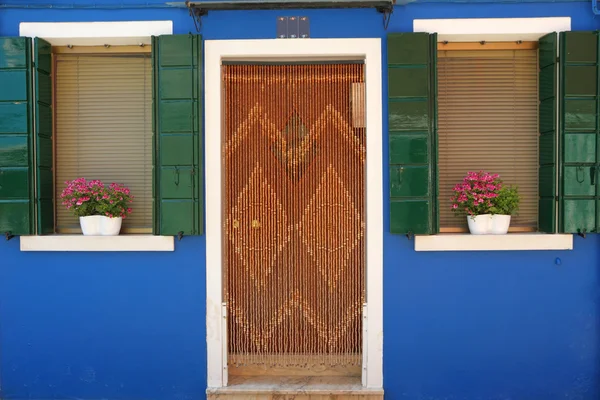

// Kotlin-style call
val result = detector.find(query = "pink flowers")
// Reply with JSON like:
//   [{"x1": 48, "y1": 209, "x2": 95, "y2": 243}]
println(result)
[
  {"x1": 61, "y1": 178, "x2": 134, "y2": 219},
  {"x1": 450, "y1": 171, "x2": 503, "y2": 216}
]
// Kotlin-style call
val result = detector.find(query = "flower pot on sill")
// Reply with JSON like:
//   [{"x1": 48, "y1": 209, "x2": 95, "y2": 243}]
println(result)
[
  {"x1": 467, "y1": 214, "x2": 492, "y2": 235},
  {"x1": 79, "y1": 216, "x2": 103, "y2": 236},
  {"x1": 79, "y1": 216, "x2": 122, "y2": 236},
  {"x1": 101, "y1": 216, "x2": 123, "y2": 236},
  {"x1": 490, "y1": 214, "x2": 511, "y2": 235}
]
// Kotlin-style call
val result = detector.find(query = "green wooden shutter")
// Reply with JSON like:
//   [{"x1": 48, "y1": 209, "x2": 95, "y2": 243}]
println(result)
[
  {"x1": 0, "y1": 37, "x2": 34, "y2": 235},
  {"x1": 388, "y1": 33, "x2": 437, "y2": 235},
  {"x1": 559, "y1": 31, "x2": 599, "y2": 234},
  {"x1": 34, "y1": 38, "x2": 54, "y2": 234},
  {"x1": 152, "y1": 34, "x2": 203, "y2": 236},
  {"x1": 538, "y1": 32, "x2": 558, "y2": 233}
]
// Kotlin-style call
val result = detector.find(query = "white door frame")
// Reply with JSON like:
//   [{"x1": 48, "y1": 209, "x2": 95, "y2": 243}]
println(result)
[{"x1": 204, "y1": 38, "x2": 383, "y2": 389}]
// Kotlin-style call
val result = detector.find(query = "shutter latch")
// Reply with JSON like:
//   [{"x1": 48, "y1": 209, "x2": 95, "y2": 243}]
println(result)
[
  {"x1": 5, "y1": 231, "x2": 14, "y2": 241},
  {"x1": 577, "y1": 228, "x2": 587, "y2": 239},
  {"x1": 189, "y1": 168, "x2": 195, "y2": 188},
  {"x1": 406, "y1": 231, "x2": 414, "y2": 240},
  {"x1": 177, "y1": 231, "x2": 184, "y2": 241},
  {"x1": 174, "y1": 166, "x2": 180, "y2": 186},
  {"x1": 576, "y1": 165, "x2": 585, "y2": 183}
]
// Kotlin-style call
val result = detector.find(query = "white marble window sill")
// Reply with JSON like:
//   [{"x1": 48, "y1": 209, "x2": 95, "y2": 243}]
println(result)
[
  {"x1": 20, "y1": 235, "x2": 174, "y2": 252},
  {"x1": 414, "y1": 233, "x2": 573, "y2": 252}
]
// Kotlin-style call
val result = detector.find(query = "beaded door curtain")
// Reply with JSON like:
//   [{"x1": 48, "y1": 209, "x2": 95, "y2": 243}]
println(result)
[{"x1": 223, "y1": 63, "x2": 366, "y2": 372}]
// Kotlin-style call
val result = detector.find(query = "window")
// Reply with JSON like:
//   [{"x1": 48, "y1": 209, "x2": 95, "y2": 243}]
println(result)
[
  {"x1": 54, "y1": 51, "x2": 153, "y2": 233},
  {"x1": 387, "y1": 31, "x2": 600, "y2": 237},
  {"x1": 0, "y1": 35, "x2": 203, "y2": 237},
  {"x1": 437, "y1": 45, "x2": 539, "y2": 231}
]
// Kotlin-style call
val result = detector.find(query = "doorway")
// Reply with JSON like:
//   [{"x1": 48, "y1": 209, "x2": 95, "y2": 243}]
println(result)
[{"x1": 222, "y1": 63, "x2": 366, "y2": 377}]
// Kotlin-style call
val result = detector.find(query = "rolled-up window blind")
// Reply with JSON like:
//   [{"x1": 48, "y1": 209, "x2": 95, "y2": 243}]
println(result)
[
  {"x1": 437, "y1": 49, "x2": 539, "y2": 229},
  {"x1": 55, "y1": 54, "x2": 152, "y2": 232}
]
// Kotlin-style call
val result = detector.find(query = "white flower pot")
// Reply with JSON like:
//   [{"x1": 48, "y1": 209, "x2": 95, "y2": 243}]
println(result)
[
  {"x1": 101, "y1": 217, "x2": 123, "y2": 236},
  {"x1": 79, "y1": 216, "x2": 122, "y2": 236},
  {"x1": 490, "y1": 214, "x2": 511, "y2": 235},
  {"x1": 79, "y1": 216, "x2": 103, "y2": 236},
  {"x1": 467, "y1": 214, "x2": 492, "y2": 235}
]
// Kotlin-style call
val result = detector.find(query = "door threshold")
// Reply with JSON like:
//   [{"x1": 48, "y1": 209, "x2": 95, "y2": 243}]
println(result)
[{"x1": 207, "y1": 376, "x2": 383, "y2": 399}]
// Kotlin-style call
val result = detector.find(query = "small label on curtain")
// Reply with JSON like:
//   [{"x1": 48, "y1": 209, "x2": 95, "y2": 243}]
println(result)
[{"x1": 351, "y1": 82, "x2": 366, "y2": 128}]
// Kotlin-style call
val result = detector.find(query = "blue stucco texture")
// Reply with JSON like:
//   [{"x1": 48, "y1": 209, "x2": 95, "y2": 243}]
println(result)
[
  {"x1": 1, "y1": 1, "x2": 600, "y2": 399},
  {"x1": 0, "y1": 237, "x2": 207, "y2": 400}
]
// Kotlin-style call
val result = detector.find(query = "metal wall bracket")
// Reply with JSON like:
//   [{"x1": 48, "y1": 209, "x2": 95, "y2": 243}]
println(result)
[
  {"x1": 188, "y1": 4, "x2": 207, "y2": 32},
  {"x1": 377, "y1": 4, "x2": 393, "y2": 30},
  {"x1": 186, "y1": 0, "x2": 395, "y2": 32}
]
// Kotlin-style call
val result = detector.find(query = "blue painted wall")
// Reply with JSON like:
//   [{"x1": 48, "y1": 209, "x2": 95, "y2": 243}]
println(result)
[{"x1": 1, "y1": 1, "x2": 599, "y2": 399}]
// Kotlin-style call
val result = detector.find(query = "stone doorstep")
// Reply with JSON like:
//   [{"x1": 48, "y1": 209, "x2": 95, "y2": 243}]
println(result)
[
  {"x1": 206, "y1": 376, "x2": 384, "y2": 400},
  {"x1": 207, "y1": 395, "x2": 383, "y2": 399}
]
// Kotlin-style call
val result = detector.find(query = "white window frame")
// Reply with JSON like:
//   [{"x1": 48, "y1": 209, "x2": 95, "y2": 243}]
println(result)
[
  {"x1": 414, "y1": 17, "x2": 571, "y2": 43},
  {"x1": 204, "y1": 38, "x2": 383, "y2": 389},
  {"x1": 413, "y1": 17, "x2": 574, "y2": 252},
  {"x1": 19, "y1": 21, "x2": 172, "y2": 46},
  {"x1": 18, "y1": 21, "x2": 174, "y2": 252}
]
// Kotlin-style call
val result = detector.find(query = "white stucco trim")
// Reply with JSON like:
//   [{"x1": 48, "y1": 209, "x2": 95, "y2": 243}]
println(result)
[
  {"x1": 205, "y1": 38, "x2": 383, "y2": 389},
  {"x1": 19, "y1": 21, "x2": 172, "y2": 45},
  {"x1": 414, "y1": 17, "x2": 571, "y2": 42},
  {"x1": 415, "y1": 234, "x2": 573, "y2": 252},
  {"x1": 20, "y1": 235, "x2": 174, "y2": 252}
]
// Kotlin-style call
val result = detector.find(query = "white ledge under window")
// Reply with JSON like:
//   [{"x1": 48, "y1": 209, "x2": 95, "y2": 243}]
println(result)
[
  {"x1": 414, "y1": 234, "x2": 573, "y2": 252},
  {"x1": 20, "y1": 235, "x2": 174, "y2": 252}
]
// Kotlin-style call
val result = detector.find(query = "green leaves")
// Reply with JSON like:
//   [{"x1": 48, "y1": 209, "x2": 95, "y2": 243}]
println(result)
[
  {"x1": 491, "y1": 186, "x2": 521, "y2": 216},
  {"x1": 96, "y1": 183, "x2": 134, "y2": 219}
]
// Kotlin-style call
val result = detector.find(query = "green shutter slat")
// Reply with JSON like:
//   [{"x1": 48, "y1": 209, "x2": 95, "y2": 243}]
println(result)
[
  {"x1": 34, "y1": 38, "x2": 54, "y2": 234},
  {"x1": 559, "y1": 31, "x2": 600, "y2": 234},
  {"x1": 538, "y1": 32, "x2": 558, "y2": 233},
  {"x1": 431, "y1": 33, "x2": 439, "y2": 232},
  {"x1": 0, "y1": 37, "x2": 33, "y2": 235},
  {"x1": 153, "y1": 34, "x2": 203, "y2": 236},
  {"x1": 152, "y1": 37, "x2": 158, "y2": 234},
  {"x1": 387, "y1": 33, "x2": 437, "y2": 235}
]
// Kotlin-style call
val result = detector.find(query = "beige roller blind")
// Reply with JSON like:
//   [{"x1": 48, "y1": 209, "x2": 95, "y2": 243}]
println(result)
[
  {"x1": 437, "y1": 49, "x2": 539, "y2": 229},
  {"x1": 55, "y1": 54, "x2": 152, "y2": 232}
]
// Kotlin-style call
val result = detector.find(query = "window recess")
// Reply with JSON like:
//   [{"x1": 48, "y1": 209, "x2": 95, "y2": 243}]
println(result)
[
  {"x1": 437, "y1": 45, "x2": 539, "y2": 232},
  {"x1": 53, "y1": 50, "x2": 153, "y2": 233}
]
